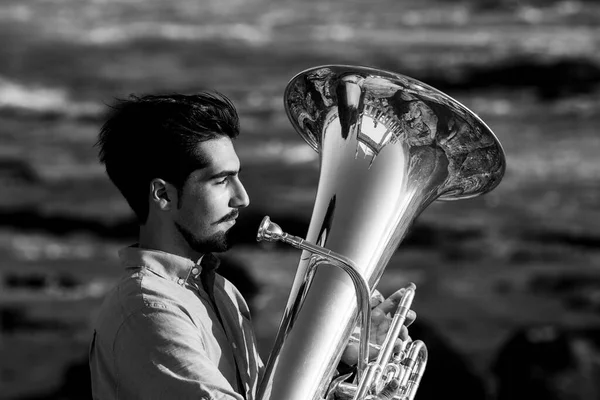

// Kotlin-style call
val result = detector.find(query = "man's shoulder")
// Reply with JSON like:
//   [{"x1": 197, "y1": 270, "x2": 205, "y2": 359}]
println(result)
[{"x1": 94, "y1": 268, "x2": 189, "y2": 332}]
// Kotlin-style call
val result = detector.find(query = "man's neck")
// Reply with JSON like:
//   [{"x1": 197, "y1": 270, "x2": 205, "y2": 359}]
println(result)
[{"x1": 138, "y1": 225, "x2": 203, "y2": 262}]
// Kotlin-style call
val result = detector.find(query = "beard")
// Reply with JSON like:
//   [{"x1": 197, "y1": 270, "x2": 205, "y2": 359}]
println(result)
[{"x1": 174, "y1": 221, "x2": 232, "y2": 254}]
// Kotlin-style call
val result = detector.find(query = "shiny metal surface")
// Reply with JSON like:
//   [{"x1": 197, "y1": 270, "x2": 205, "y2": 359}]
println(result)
[
  {"x1": 258, "y1": 217, "x2": 426, "y2": 399},
  {"x1": 257, "y1": 65, "x2": 506, "y2": 400},
  {"x1": 257, "y1": 216, "x2": 373, "y2": 384}
]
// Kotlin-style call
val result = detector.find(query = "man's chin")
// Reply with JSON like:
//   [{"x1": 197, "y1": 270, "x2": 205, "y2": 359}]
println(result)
[
  {"x1": 207, "y1": 239, "x2": 231, "y2": 253},
  {"x1": 175, "y1": 222, "x2": 232, "y2": 254},
  {"x1": 197, "y1": 232, "x2": 231, "y2": 254}
]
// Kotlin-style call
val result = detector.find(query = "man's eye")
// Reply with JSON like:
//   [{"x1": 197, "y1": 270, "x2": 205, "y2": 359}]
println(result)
[{"x1": 216, "y1": 177, "x2": 228, "y2": 185}]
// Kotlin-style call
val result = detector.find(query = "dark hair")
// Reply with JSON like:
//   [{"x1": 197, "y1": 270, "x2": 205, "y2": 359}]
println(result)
[{"x1": 96, "y1": 92, "x2": 240, "y2": 223}]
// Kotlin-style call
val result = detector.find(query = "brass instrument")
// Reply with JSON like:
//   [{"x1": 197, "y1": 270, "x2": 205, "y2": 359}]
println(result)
[{"x1": 256, "y1": 65, "x2": 506, "y2": 400}]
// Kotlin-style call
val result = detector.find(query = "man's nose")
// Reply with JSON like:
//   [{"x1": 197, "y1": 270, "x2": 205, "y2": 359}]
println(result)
[{"x1": 231, "y1": 179, "x2": 250, "y2": 208}]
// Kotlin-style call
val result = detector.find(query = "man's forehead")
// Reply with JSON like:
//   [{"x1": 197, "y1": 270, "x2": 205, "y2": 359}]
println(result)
[{"x1": 192, "y1": 137, "x2": 240, "y2": 175}]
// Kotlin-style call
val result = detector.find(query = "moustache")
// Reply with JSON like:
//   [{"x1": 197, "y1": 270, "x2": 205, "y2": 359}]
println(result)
[{"x1": 214, "y1": 210, "x2": 239, "y2": 225}]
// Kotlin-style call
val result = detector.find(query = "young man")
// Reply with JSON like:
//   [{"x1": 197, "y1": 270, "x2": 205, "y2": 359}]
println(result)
[{"x1": 89, "y1": 92, "x2": 414, "y2": 400}]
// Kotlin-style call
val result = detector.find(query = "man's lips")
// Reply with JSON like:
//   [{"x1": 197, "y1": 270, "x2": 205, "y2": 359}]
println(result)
[{"x1": 215, "y1": 211, "x2": 239, "y2": 224}]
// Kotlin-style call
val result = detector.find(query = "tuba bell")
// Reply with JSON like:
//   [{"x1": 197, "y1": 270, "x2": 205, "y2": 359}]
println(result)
[{"x1": 255, "y1": 65, "x2": 506, "y2": 400}]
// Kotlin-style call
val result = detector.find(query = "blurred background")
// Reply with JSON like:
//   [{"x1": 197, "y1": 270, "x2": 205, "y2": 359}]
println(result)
[{"x1": 1, "y1": 0, "x2": 600, "y2": 399}]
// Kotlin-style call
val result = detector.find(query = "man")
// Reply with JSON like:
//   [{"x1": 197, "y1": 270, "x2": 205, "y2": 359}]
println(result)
[{"x1": 89, "y1": 92, "x2": 415, "y2": 400}]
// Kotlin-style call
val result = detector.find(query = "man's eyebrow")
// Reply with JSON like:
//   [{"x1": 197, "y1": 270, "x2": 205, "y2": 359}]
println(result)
[{"x1": 208, "y1": 167, "x2": 241, "y2": 180}]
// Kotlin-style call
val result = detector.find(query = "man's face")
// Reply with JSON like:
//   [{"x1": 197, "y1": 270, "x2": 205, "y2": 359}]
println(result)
[{"x1": 173, "y1": 136, "x2": 249, "y2": 254}]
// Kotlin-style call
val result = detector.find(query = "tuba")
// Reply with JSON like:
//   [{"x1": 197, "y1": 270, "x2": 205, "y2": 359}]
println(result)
[{"x1": 255, "y1": 65, "x2": 506, "y2": 400}]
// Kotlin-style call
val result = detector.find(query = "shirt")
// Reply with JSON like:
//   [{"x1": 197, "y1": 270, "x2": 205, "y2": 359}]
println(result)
[{"x1": 89, "y1": 246, "x2": 264, "y2": 400}]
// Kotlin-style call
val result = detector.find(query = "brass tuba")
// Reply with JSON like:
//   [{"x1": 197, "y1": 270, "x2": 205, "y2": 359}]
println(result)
[{"x1": 255, "y1": 65, "x2": 506, "y2": 400}]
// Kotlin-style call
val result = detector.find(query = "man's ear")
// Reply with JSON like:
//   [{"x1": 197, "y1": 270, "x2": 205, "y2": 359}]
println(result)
[{"x1": 149, "y1": 179, "x2": 178, "y2": 211}]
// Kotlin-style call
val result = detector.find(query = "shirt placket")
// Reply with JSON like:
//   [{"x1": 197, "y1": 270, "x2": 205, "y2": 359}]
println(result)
[{"x1": 196, "y1": 270, "x2": 248, "y2": 400}]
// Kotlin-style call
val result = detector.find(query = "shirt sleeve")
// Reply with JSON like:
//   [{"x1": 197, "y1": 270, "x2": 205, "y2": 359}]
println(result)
[{"x1": 112, "y1": 302, "x2": 244, "y2": 400}]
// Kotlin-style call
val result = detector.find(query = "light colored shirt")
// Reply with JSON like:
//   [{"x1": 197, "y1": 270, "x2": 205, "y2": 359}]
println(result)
[{"x1": 89, "y1": 246, "x2": 263, "y2": 400}]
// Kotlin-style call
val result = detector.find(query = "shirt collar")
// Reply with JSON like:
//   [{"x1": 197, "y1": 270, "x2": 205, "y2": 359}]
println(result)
[{"x1": 118, "y1": 245, "x2": 220, "y2": 286}]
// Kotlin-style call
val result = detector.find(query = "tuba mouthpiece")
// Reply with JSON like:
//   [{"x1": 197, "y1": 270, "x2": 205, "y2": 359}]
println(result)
[{"x1": 257, "y1": 216, "x2": 284, "y2": 243}]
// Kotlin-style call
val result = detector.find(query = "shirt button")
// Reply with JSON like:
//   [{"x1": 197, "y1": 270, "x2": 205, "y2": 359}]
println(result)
[
  {"x1": 191, "y1": 267, "x2": 200, "y2": 276},
  {"x1": 177, "y1": 278, "x2": 185, "y2": 286},
  {"x1": 232, "y1": 343, "x2": 237, "y2": 349}
]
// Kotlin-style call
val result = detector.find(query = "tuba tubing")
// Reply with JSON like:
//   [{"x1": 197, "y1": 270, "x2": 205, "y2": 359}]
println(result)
[{"x1": 257, "y1": 216, "x2": 425, "y2": 400}]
